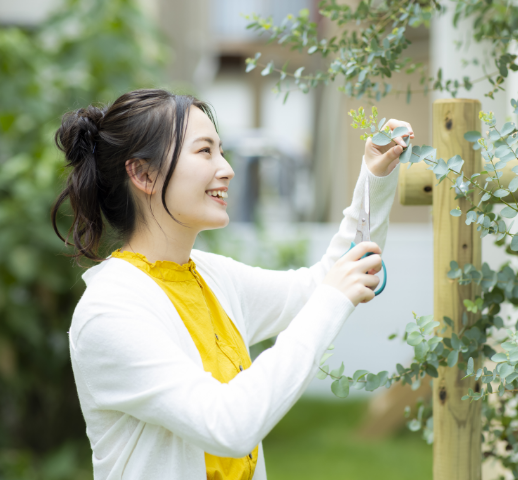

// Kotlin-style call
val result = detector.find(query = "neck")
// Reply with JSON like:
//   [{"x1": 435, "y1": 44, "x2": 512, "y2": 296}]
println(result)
[{"x1": 120, "y1": 222, "x2": 198, "y2": 266}]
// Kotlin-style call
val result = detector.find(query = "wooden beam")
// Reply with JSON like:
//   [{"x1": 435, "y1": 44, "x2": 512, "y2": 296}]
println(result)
[
  {"x1": 398, "y1": 152, "x2": 518, "y2": 206},
  {"x1": 399, "y1": 160, "x2": 434, "y2": 205},
  {"x1": 432, "y1": 99, "x2": 482, "y2": 480}
]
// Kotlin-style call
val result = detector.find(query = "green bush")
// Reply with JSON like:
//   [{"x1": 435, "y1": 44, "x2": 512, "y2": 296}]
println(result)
[{"x1": 0, "y1": 0, "x2": 168, "y2": 473}]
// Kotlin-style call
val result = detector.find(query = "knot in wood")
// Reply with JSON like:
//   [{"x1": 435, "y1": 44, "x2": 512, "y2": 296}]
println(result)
[
  {"x1": 445, "y1": 115, "x2": 453, "y2": 130},
  {"x1": 439, "y1": 387, "x2": 447, "y2": 404}
]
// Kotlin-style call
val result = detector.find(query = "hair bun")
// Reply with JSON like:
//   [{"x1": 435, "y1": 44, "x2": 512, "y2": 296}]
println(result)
[{"x1": 55, "y1": 105, "x2": 106, "y2": 167}]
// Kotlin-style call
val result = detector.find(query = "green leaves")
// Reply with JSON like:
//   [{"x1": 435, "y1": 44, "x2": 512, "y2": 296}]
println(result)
[
  {"x1": 399, "y1": 144, "x2": 413, "y2": 164},
  {"x1": 391, "y1": 126, "x2": 409, "y2": 139},
  {"x1": 353, "y1": 369, "x2": 369, "y2": 382},
  {"x1": 491, "y1": 353, "x2": 508, "y2": 363},
  {"x1": 372, "y1": 132, "x2": 392, "y2": 146},
  {"x1": 450, "y1": 208, "x2": 462, "y2": 217},
  {"x1": 316, "y1": 365, "x2": 329, "y2": 380},
  {"x1": 261, "y1": 61, "x2": 274, "y2": 76},
  {"x1": 365, "y1": 373, "x2": 381, "y2": 391},
  {"x1": 447, "y1": 349, "x2": 459, "y2": 367},
  {"x1": 245, "y1": 52, "x2": 261, "y2": 72},
  {"x1": 500, "y1": 207, "x2": 518, "y2": 218},
  {"x1": 467, "y1": 357, "x2": 474, "y2": 375},
  {"x1": 499, "y1": 363, "x2": 514, "y2": 379},
  {"x1": 331, "y1": 376, "x2": 350, "y2": 398},
  {"x1": 493, "y1": 189, "x2": 508, "y2": 198},
  {"x1": 330, "y1": 362, "x2": 345, "y2": 379},
  {"x1": 447, "y1": 155, "x2": 464, "y2": 173},
  {"x1": 464, "y1": 131, "x2": 482, "y2": 142},
  {"x1": 320, "y1": 352, "x2": 333, "y2": 365},
  {"x1": 501, "y1": 122, "x2": 516, "y2": 137}
]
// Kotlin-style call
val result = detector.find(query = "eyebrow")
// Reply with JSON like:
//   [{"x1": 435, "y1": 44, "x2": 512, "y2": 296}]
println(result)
[{"x1": 192, "y1": 136, "x2": 223, "y2": 147}]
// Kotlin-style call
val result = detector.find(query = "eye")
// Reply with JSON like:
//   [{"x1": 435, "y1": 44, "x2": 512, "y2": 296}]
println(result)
[{"x1": 199, "y1": 147, "x2": 211, "y2": 155}]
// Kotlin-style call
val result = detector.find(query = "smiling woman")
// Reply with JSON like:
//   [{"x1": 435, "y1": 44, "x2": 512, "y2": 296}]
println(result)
[
  {"x1": 51, "y1": 88, "x2": 411, "y2": 480},
  {"x1": 51, "y1": 89, "x2": 224, "y2": 264}
]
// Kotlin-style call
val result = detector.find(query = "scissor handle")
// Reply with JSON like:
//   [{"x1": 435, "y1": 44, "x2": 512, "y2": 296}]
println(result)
[{"x1": 342, "y1": 241, "x2": 387, "y2": 296}]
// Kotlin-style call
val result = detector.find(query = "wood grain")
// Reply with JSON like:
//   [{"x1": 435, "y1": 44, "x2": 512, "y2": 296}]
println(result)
[{"x1": 432, "y1": 99, "x2": 482, "y2": 480}]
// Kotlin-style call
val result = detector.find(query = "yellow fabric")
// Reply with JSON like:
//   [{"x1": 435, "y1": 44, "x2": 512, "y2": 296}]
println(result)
[{"x1": 111, "y1": 249, "x2": 259, "y2": 480}]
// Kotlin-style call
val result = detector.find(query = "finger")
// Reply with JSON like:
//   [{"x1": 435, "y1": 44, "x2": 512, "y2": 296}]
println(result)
[
  {"x1": 404, "y1": 122, "x2": 415, "y2": 138},
  {"x1": 360, "y1": 288, "x2": 375, "y2": 304},
  {"x1": 361, "y1": 273, "x2": 381, "y2": 290},
  {"x1": 389, "y1": 144, "x2": 404, "y2": 160},
  {"x1": 343, "y1": 241, "x2": 381, "y2": 262},
  {"x1": 353, "y1": 254, "x2": 382, "y2": 274},
  {"x1": 393, "y1": 136, "x2": 407, "y2": 148},
  {"x1": 385, "y1": 119, "x2": 413, "y2": 140},
  {"x1": 366, "y1": 262, "x2": 382, "y2": 275}
]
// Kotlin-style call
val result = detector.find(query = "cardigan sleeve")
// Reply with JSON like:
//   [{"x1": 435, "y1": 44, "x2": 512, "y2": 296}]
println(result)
[
  {"x1": 222, "y1": 157, "x2": 400, "y2": 345},
  {"x1": 71, "y1": 283, "x2": 354, "y2": 458}
]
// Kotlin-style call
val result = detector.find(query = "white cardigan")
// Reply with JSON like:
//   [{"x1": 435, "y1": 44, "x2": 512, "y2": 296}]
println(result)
[{"x1": 69, "y1": 159, "x2": 400, "y2": 480}]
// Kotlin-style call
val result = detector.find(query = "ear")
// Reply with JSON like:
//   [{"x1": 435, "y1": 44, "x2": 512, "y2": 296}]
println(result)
[{"x1": 125, "y1": 158, "x2": 157, "y2": 195}]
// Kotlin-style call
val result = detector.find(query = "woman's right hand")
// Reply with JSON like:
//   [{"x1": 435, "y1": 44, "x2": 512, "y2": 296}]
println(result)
[{"x1": 322, "y1": 242, "x2": 382, "y2": 307}]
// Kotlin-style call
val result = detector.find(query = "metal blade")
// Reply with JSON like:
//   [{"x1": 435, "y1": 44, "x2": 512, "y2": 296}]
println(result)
[{"x1": 353, "y1": 176, "x2": 371, "y2": 244}]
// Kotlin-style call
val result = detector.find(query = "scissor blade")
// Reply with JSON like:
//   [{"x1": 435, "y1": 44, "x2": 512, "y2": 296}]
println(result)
[{"x1": 353, "y1": 177, "x2": 370, "y2": 244}]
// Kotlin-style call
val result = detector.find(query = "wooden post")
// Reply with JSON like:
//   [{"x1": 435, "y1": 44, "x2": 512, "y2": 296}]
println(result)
[
  {"x1": 396, "y1": 99, "x2": 484, "y2": 479},
  {"x1": 433, "y1": 99, "x2": 482, "y2": 480}
]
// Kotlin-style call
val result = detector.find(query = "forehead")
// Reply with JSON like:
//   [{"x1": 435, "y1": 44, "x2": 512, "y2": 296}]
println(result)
[{"x1": 185, "y1": 106, "x2": 219, "y2": 142}]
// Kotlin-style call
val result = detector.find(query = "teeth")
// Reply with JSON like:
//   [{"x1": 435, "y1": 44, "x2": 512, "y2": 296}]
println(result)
[{"x1": 208, "y1": 190, "x2": 228, "y2": 198}]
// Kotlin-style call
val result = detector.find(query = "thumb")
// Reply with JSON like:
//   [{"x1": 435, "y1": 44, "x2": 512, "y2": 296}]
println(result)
[
  {"x1": 384, "y1": 144, "x2": 403, "y2": 162},
  {"x1": 382, "y1": 145, "x2": 403, "y2": 175},
  {"x1": 380, "y1": 145, "x2": 403, "y2": 174}
]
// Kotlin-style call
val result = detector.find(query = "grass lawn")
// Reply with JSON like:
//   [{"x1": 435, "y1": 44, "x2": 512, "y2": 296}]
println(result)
[{"x1": 263, "y1": 397, "x2": 432, "y2": 480}]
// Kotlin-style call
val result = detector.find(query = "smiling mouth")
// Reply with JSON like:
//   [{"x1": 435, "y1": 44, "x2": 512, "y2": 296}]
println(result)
[
  {"x1": 205, "y1": 192, "x2": 227, "y2": 205},
  {"x1": 206, "y1": 190, "x2": 228, "y2": 199}
]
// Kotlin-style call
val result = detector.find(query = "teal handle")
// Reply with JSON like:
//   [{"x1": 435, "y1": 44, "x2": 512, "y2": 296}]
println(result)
[{"x1": 343, "y1": 241, "x2": 387, "y2": 296}]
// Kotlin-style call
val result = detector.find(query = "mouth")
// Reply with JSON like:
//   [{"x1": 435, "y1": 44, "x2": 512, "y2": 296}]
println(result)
[{"x1": 206, "y1": 190, "x2": 228, "y2": 206}]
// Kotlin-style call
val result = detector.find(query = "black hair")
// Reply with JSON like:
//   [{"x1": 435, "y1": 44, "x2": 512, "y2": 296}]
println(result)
[{"x1": 51, "y1": 89, "x2": 217, "y2": 264}]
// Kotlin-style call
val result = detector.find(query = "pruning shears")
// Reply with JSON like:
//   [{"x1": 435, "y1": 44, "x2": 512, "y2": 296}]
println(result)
[{"x1": 342, "y1": 176, "x2": 387, "y2": 296}]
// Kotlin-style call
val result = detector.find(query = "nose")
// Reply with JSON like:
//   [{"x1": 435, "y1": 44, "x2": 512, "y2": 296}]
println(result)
[{"x1": 217, "y1": 154, "x2": 235, "y2": 181}]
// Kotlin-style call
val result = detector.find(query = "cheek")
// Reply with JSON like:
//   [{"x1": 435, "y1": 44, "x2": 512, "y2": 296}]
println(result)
[{"x1": 164, "y1": 160, "x2": 213, "y2": 209}]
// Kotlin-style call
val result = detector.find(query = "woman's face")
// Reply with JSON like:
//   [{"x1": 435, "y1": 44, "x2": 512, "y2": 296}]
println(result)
[{"x1": 162, "y1": 106, "x2": 234, "y2": 232}]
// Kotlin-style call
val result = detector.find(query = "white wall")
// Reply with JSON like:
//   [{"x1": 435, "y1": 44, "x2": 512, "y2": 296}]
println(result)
[{"x1": 0, "y1": 0, "x2": 61, "y2": 25}]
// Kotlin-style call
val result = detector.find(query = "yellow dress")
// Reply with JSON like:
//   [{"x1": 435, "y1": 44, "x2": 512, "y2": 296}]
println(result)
[{"x1": 111, "y1": 249, "x2": 259, "y2": 480}]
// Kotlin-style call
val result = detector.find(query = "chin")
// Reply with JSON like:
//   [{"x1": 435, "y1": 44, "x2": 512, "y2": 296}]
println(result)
[{"x1": 201, "y1": 214, "x2": 230, "y2": 231}]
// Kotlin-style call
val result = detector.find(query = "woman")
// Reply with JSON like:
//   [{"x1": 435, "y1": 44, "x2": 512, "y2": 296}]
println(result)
[{"x1": 52, "y1": 89, "x2": 413, "y2": 480}]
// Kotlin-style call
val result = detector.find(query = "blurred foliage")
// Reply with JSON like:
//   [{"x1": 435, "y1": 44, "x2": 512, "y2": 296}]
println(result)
[
  {"x1": 246, "y1": 0, "x2": 518, "y2": 102},
  {"x1": 0, "y1": 0, "x2": 168, "y2": 475}
]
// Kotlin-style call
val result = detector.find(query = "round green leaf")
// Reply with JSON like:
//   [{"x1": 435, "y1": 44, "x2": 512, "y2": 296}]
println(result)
[
  {"x1": 399, "y1": 144, "x2": 413, "y2": 164},
  {"x1": 491, "y1": 352, "x2": 508, "y2": 363},
  {"x1": 365, "y1": 373, "x2": 381, "y2": 391},
  {"x1": 447, "y1": 349, "x2": 459, "y2": 368},
  {"x1": 464, "y1": 131, "x2": 481, "y2": 142},
  {"x1": 407, "y1": 331, "x2": 423, "y2": 346},
  {"x1": 391, "y1": 126, "x2": 409, "y2": 139},
  {"x1": 493, "y1": 189, "x2": 509, "y2": 198},
  {"x1": 499, "y1": 362, "x2": 514, "y2": 379},
  {"x1": 372, "y1": 132, "x2": 393, "y2": 146},
  {"x1": 331, "y1": 376, "x2": 350, "y2": 398},
  {"x1": 501, "y1": 206, "x2": 518, "y2": 218}
]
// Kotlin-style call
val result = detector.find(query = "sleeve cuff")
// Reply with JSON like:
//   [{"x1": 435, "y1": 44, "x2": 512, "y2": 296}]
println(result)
[{"x1": 361, "y1": 156, "x2": 400, "y2": 209}]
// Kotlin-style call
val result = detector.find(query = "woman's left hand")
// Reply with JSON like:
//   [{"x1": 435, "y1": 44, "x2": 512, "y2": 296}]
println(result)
[{"x1": 364, "y1": 119, "x2": 415, "y2": 177}]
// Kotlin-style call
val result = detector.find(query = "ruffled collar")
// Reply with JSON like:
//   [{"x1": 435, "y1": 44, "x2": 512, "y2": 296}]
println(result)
[{"x1": 111, "y1": 249, "x2": 198, "y2": 282}]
